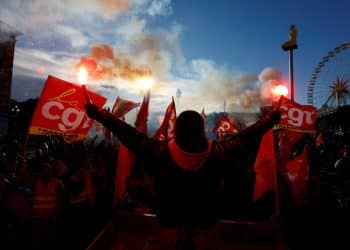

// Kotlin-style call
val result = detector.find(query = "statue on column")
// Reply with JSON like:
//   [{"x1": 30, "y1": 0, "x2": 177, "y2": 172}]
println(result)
[{"x1": 282, "y1": 25, "x2": 298, "y2": 51}]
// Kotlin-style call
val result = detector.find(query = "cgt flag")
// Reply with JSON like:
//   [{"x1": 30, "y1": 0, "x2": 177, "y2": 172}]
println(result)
[
  {"x1": 213, "y1": 116, "x2": 238, "y2": 140},
  {"x1": 29, "y1": 75, "x2": 106, "y2": 142},
  {"x1": 276, "y1": 96, "x2": 316, "y2": 133}
]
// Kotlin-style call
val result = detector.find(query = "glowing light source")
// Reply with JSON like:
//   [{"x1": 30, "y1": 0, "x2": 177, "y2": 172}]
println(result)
[
  {"x1": 76, "y1": 66, "x2": 91, "y2": 104},
  {"x1": 272, "y1": 84, "x2": 289, "y2": 98},
  {"x1": 77, "y1": 67, "x2": 88, "y2": 85},
  {"x1": 136, "y1": 77, "x2": 154, "y2": 91}
]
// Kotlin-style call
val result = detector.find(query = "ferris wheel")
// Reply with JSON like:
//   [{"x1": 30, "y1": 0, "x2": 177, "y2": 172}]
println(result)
[{"x1": 307, "y1": 42, "x2": 350, "y2": 111}]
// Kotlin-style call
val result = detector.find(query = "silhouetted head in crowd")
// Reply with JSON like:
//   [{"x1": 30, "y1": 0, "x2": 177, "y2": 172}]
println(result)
[
  {"x1": 39, "y1": 162, "x2": 53, "y2": 182},
  {"x1": 174, "y1": 110, "x2": 208, "y2": 153}
]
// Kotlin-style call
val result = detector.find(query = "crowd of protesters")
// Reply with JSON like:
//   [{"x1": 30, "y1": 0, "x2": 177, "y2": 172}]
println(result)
[
  {"x1": 1, "y1": 127, "x2": 350, "y2": 249},
  {"x1": 0, "y1": 134, "x2": 116, "y2": 250}
]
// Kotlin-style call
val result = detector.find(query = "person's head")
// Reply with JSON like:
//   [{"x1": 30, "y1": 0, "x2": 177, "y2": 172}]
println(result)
[
  {"x1": 174, "y1": 110, "x2": 207, "y2": 152},
  {"x1": 35, "y1": 148, "x2": 43, "y2": 159},
  {"x1": 38, "y1": 162, "x2": 53, "y2": 181}
]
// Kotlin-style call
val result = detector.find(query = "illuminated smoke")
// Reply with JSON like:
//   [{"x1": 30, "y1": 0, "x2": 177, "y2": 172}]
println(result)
[
  {"x1": 96, "y1": 0, "x2": 131, "y2": 19},
  {"x1": 196, "y1": 67, "x2": 260, "y2": 112},
  {"x1": 77, "y1": 43, "x2": 153, "y2": 82},
  {"x1": 258, "y1": 67, "x2": 285, "y2": 104},
  {"x1": 195, "y1": 62, "x2": 284, "y2": 112}
]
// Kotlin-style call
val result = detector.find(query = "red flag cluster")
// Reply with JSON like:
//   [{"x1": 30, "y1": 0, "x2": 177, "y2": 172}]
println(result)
[
  {"x1": 116, "y1": 93, "x2": 178, "y2": 203},
  {"x1": 115, "y1": 91, "x2": 151, "y2": 204},
  {"x1": 252, "y1": 96, "x2": 316, "y2": 211}
]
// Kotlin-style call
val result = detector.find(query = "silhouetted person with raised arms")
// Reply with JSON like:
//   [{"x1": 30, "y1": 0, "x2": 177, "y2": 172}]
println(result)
[{"x1": 85, "y1": 104, "x2": 280, "y2": 250}]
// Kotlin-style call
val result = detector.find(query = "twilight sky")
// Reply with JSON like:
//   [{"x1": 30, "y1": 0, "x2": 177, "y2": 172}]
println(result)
[{"x1": 1, "y1": 0, "x2": 350, "y2": 115}]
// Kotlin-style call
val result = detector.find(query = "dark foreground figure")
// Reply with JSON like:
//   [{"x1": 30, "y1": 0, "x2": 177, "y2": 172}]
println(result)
[{"x1": 85, "y1": 104, "x2": 280, "y2": 250}]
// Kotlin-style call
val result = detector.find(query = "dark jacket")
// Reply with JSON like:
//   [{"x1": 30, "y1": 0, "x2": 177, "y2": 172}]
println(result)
[{"x1": 91, "y1": 108, "x2": 278, "y2": 229}]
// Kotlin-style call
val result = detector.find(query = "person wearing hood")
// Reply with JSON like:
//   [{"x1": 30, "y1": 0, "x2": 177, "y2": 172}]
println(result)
[{"x1": 85, "y1": 104, "x2": 281, "y2": 250}]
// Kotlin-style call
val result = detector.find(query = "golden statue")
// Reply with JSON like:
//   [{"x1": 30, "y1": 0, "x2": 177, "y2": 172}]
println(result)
[{"x1": 282, "y1": 25, "x2": 298, "y2": 51}]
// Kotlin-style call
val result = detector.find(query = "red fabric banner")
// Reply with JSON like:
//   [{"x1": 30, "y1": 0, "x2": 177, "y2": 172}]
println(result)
[
  {"x1": 252, "y1": 129, "x2": 277, "y2": 202},
  {"x1": 153, "y1": 97, "x2": 176, "y2": 140},
  {"x1": 276, "y1": 96, "x2": 316, "y2": 133},
  {"x1": 29, "y1": 75, "x2": 106, "y2": 142}
]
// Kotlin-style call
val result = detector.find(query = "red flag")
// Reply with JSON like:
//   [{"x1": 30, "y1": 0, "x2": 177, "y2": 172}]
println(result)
[
  {"x1": 154, "y1": 97, "x2": 176, "y2": 140},
  {"x1": 112, "y1": 96, "x2": 140, "y2": 119},
  {"x1": 29, "y1": 75, "x2": 106, "y2": 142},
  {"x1": 276, "y1": 96, "x2": 316, "y2": 133},
  {"x1": 281, "y1": 146, "x2": 309, "y2": 206},
  {"x1": 114, "y1": 143, "x2": 131, "y2": 203},
  {"x1": 135, "y1": 90, "x2": 150, "y2": 133},
  {"x1": 213, "y1": 116, "x2": 238, "y2": 140},
  {"x1": 252, "y1": 129, "x2": 277, "y2": 202}
]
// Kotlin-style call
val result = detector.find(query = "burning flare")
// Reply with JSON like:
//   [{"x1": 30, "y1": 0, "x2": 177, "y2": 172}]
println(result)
[
  {"x1": 76, "y1": 66, "x2": 92, "y2": 104},
  {"x1": 77, "y1": 66, "x2": 88, "y2": 86},
  {"x1": 136, "y1": 77, "x2": 154, "y2": 91},
  {"x1": 272, "y1": 84, "x2": 288, "y2": 99}
]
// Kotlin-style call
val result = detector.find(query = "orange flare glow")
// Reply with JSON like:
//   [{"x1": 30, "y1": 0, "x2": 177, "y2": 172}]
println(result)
[
  {"x1": 136, "y1": 77, "x2": 154, "y2": 91},
  {"x1": 272, "y1": 84, "x2": 288, "y2": 98},
  {"x1": 77, "y1": 67, "x2": 88, "y2": 85}
]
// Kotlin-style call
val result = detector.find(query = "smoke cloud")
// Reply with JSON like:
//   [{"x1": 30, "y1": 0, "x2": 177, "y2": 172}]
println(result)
[
  {"x1": 77, "y1": 43, "x2": 153, "y2": 82},
  {"x1": 191, "y1": 60, "x2": 284, "y2": 112},
  {"x1": 258, "y1": 67, "x2": 285, "y2": 103},
  {"x1": 96, "y1": 0, "x2": 131, "y2": 19}
]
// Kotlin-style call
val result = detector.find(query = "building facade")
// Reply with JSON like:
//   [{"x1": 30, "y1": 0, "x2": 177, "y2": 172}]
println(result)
[{"x1": 0, "y1": 20, "x2": 21, "y2": 137}]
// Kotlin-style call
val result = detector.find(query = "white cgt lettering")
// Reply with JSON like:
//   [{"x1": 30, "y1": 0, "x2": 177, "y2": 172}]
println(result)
[
  {"x1": 288, "y1": 107, "x2": 303, "y2": 127},
  {"x1": 42, "y1": 101, "x2": 87, "y2": 132},
  {"x1": 280, "y1": 105, "x2": 315, "y2": 127},
  {"x1": 58, "y1": 107, "x2": 85, "y2": 132},
  {"x1": 42, "y1": 101, "x2": 64, "y2": 120}
]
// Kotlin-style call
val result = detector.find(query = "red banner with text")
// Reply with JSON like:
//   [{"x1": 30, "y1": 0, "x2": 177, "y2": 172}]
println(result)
[
  {"x1": 275, "y1": 96, "x2": 316, "y2": 133},
  {"x1": 29, "y1": 75, "x2": 106, "y2": 142}
]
